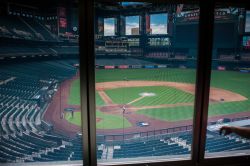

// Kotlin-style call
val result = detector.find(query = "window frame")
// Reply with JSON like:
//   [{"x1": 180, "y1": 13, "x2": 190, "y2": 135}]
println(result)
[
  {"x1": 149, "y1": 12, "x2": 169, "y2": 35},
  {"x1": 125, "y1": 15, "x2": 140, "y2": 36},
  {"x1": 79, "y1": 0, "x2": 250, "y2": 166},
  {"x1": 103, "y1": 17, "x2": 117, "y2": 37}
]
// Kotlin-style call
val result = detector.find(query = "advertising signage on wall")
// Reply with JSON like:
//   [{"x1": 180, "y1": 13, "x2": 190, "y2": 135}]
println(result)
[{"x1": 176, "y1": 8, "x2": 238, "y2": 23}]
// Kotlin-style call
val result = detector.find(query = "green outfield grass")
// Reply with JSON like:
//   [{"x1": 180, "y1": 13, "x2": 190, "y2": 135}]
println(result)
[
  {"x1": 135, "y1": 70, "x2": 250, "y2": 121},
  {"x1": 66, "y1": 69, "x2": 250, "y2": 128},
  {"x1": 65, "y1": 111, "x2": 132, "y2": 129},
  {"x1": 95, "y1": 68, "x2": 196, "y2": 83},
  {"x1": 105, "y1": 86, "x2": 194, "y2": 106},
  {"x1": 68, "y1": 79, "x2": 105, "y2": 106},
  {"x1": 137, "y1": 101, "x2": 250, "y2": 122}
]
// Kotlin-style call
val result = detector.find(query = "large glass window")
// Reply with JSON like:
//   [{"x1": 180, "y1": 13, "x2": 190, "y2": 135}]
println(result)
[
  {"x1": 0, "y1": 3, "x2": 83, "y2": 164},
  {"x1": 2, "y1": 0, "x2": 250, "y2": 165},
  {"x1": 95, "y1": 2, "x2": 199, "y2": 164},
  {"x1": 150, "y1": 13, "x2": 168, "y2": 35},
  {"x1": 245, "y1": 11, "x2": 250, "y2": 32},
  {"x1": 104, "y1": 18, "x2": 116, "y2": 36},
  {"x1": 205, "y1": 7, "x2": 250, "y2": 158},
  {"x1": 126, "y1": 16, "x2": 140, "y2": 35}
]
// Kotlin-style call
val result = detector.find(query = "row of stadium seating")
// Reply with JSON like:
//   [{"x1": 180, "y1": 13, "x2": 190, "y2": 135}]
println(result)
[
  {"x1": 0, "y1": 59, "x2": 82, "y2": 163},
  {"x1": 109, "y1": 130, "x2": 250, "y2": 159},
  {"x1": 1, "y1": 58, "x2": 250, "y2": 163},
  {"x1": 2, "y1": 129, "x2": 249, "y2": 162},
  {"x1": 0, "y1": 15, "x2": 57, "y2": 41},
  {"x1": 0, "y1": 46, "x2": 79, "y2": 57}
]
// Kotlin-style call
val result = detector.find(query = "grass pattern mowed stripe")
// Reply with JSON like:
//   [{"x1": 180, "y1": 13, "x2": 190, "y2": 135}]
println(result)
[
  {"x1": 65, "y1": 111, "x2": 132, "y2": 129},
  {"x1": 105, "y1": 86, "x2": 194, "y2": 106},
  {"x1": 136, "y1": 106, "x2": 195, "y2": 121},
  {"x1": 67, "y1": 69, "x2": 250, "y2": 124},
  {"x1": 136, "y1": 101, "x2": 250, "y2": 122},
  {"x1": 95, "y1": 68, "x2": 196, "y2": 83}
]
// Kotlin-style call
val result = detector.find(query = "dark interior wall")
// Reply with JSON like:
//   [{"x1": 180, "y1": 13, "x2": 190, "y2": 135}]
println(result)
[
  {"x1": 174, "y1": 23, "x2": 199, "y2": 48},
  {"x1": 70, "y1": 8, "x2": 78, "y2": 29},
  {"x1": 174, "y1": 22, "x2": 238, "y2": 49},
  {"x1": 213, "y1": 22, "x2": 238, "y2": 48}
]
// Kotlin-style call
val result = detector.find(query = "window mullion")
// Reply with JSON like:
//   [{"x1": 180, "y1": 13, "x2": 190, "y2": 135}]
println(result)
[
  {"x1": 79, "y1": 0, "x2": 97, "y2": 165},
  {"x1": 191, "y1": 0, "x2": 215, "y2": 164}
]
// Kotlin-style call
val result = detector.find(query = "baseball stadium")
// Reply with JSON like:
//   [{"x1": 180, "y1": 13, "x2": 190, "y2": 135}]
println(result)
[{"x1": 1, "y1": 0, "x2": 250, "y2": 165}]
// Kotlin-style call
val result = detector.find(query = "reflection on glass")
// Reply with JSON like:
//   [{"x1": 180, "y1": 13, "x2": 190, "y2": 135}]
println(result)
[
  {"x1": 205, "y1": 7, "x2": 250, "y2": 158},
  {"x1": 0, "y1": 2, "x2": 83, "y2": 164},
  {"x1": 95, "y1": 2, "x2": 199, "y2": 164}
]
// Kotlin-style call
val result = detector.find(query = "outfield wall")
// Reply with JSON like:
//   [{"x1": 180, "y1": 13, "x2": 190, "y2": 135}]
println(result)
[
  {"x1": 96, "y1": 64, "x2": 178, "y2": 69},
  {"x1": 96, "y1": 63, "x2": 250, "y2": 72}
]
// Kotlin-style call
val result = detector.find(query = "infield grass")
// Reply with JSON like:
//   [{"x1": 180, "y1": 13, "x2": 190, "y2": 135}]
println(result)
[
  {"x1": 67, "y1": 69, "x2": 250, "y2": 124},
  {"x1": 105, "y1": 86, "x2": 194, "y2": 106}
]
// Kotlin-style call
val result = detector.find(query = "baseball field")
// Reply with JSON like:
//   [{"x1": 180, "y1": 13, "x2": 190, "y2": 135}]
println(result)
[{"x1": 63, "y1": 68, "x2": 250, "y2": 131}]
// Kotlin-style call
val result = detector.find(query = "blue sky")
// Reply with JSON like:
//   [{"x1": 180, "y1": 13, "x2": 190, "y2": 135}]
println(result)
[
  {"x1": 104, "y1": 13, "x2": 168, "y2": 36},
  {"x1": 150, "y1": 13, "x2": 168, "y2": 34},
  {"x1": 126, "y1": 16, "x2": 139, "y2": 35},
  {"x1": 104, "y1": 18, "x2": 115, "y2": 36}
]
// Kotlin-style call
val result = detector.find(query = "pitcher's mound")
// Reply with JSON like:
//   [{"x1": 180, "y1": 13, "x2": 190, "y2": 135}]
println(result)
[{"x1": 139, "y1": 92, "x2": 156, "y2": 97}]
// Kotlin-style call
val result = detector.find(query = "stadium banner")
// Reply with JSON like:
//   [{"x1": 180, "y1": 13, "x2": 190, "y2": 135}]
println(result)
[
  {"x1": 217, "y1": 66, "x2": 226, "y2": 71},
  {"x1": 105, "y1": 65, "x2": 115, "y2": 69},
  {"x1": 144, "y1": 65, "x2": 155, "y2": 69},
  {"x1": 158, "y1": 65, "x2": 167, "y2": 68},
  {"x1": 131, "y1": 65, "x2": 142, "y2": 69},
  {"x1": 118, "y1": 65, "x2": 129, "y2": 69}
]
